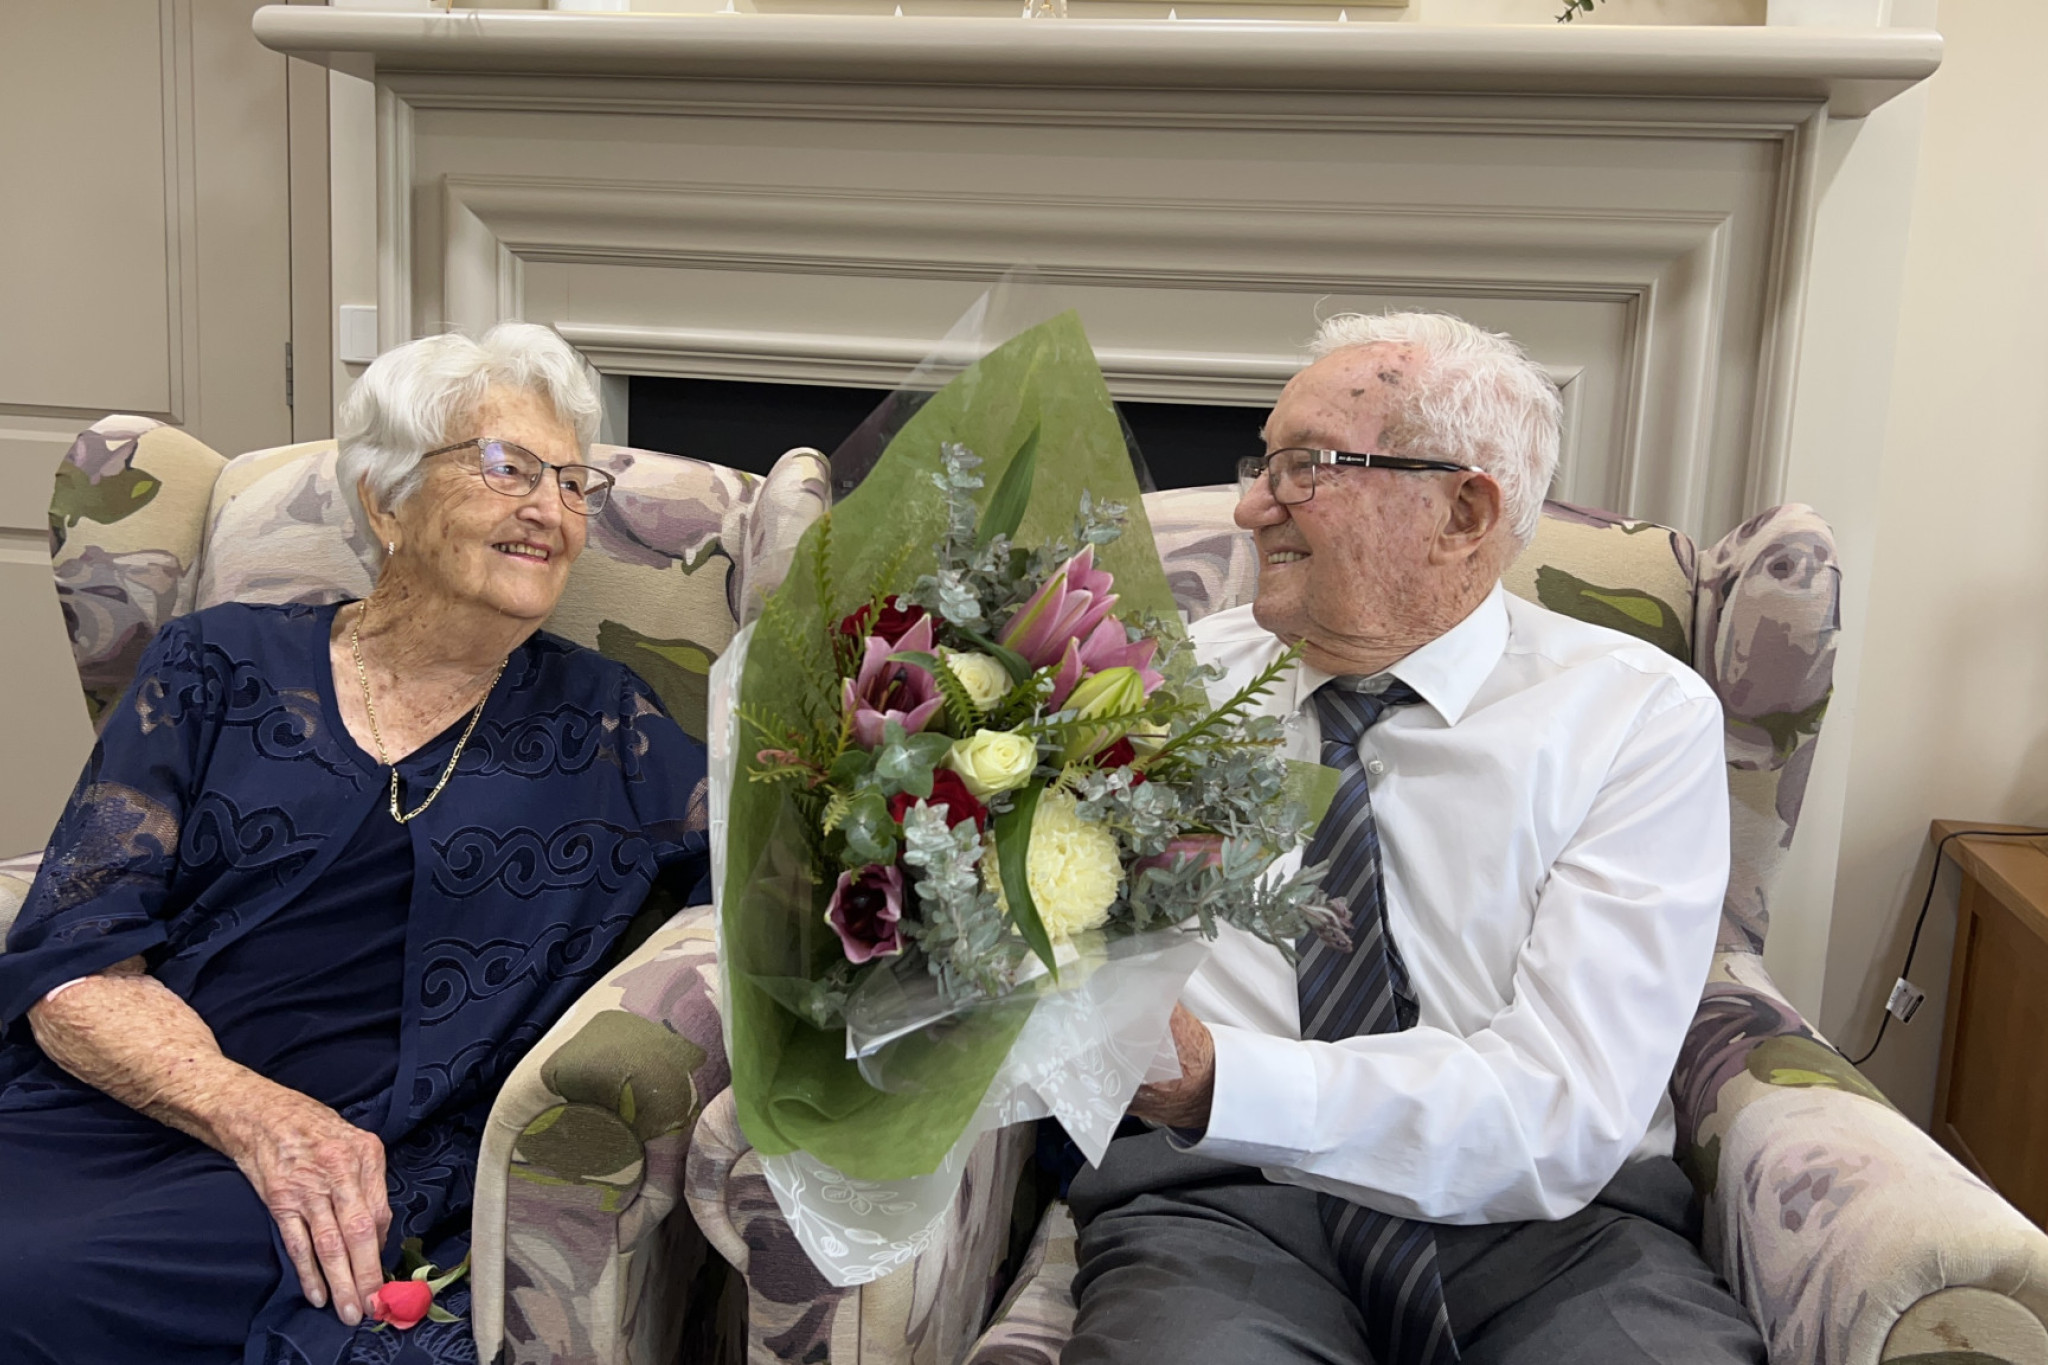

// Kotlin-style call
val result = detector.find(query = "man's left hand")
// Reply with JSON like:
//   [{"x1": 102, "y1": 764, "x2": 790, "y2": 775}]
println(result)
[{"x1": 1129, "y1": 1004, "x2": 1215, "y2": 1130}]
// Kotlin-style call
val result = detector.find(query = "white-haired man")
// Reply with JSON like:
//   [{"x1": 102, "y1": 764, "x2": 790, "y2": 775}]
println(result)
[{"x1": 1063, "y1": 314, "x2": 1764, "y2": 1365}]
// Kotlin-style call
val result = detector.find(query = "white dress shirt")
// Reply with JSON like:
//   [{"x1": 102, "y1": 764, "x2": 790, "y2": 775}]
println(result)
[{"x1": 1179, "y1": 584, "x2": 1729, "y2": 1225}]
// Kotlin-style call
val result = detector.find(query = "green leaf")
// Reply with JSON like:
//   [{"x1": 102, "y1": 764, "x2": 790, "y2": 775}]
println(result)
[
  {"x1": 992, "y1": 786, "x2": 1058, "y2": 978},
  {"x1": 425, "y1": 1305, "x2": 461, "y2": 1324},
  {"x1": 976, "y1": 418, "x2": 1042, "y2": 548},
  {"x1": 426, "y1": 1253, "x2": 472, "y2": 1293},
  {"x1": 398, "y1": 1237, "x2": 428, "y2": 1276},
  {"x1": 842, "y1": 789, "x2": 899, "y2": 864},
  {"x1": 874, "y1": 742, "x2": 936, "y2": 800},
  {"x1": 412, "y1": 1264, "x2": 433, "y2": 1281}
]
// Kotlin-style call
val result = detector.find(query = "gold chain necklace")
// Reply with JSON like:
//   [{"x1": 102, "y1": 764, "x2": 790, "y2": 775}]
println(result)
[{"x1": 349, "y1": 601, "x2": 506, "y2": 824}]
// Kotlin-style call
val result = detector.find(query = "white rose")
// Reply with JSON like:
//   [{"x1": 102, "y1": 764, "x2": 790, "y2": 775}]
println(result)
[
  {"x1": 984, "y1": 788, "x2": 1123, "y2": 942},
  {"x1": 940, "y1": 649, "x2": 1011, "y2": 712},
  {"x1": 946, "y1": 728, "x2": 1038, "y2": 798}
]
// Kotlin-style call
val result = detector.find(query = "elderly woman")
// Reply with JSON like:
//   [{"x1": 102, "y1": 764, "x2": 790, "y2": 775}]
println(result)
[{"x1": 0, "y1": 323, "x2": 709, "y2": 1364}]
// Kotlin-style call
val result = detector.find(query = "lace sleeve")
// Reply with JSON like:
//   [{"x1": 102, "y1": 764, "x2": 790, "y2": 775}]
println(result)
[{"x1": 0, "y1": 615, "x2": 212, "y2": 1024}]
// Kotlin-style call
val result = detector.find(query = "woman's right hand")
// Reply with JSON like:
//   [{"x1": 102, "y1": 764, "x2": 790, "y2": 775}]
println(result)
[{"x1": 220, "y1": 1082, "x2": 393, "y2": 1328}]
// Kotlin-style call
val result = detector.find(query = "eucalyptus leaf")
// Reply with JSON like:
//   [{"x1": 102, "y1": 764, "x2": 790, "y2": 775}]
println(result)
[{"x1": 842, "y1": 790, "x2": 899, "y2": 864}]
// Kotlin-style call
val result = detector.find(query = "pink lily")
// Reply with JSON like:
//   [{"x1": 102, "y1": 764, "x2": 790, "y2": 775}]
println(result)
[
  {"x1": 842, "y1": 615, "x2": 942, "y2": 749},
  {"x1": 999, "y1": 546, "x2": 1119, "y2": 671},
  {"x1": 1047, "y1": 616, "x2": 1165, "y2": 709}
]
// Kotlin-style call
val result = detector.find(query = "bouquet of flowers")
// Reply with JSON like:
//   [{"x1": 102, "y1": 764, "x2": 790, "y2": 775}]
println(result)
[{"x1": 710, "y1": 312, "x2": 1340, "y2": 1283}]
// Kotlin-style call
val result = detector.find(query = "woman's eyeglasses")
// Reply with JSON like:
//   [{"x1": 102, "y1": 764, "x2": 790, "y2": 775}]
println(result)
[
  {"x1": 426, "y1": 438, "x2": 615, "y2": 516},
  {"x1": 1237, "y1": 447, "x2": 1483, "y2": 507}
]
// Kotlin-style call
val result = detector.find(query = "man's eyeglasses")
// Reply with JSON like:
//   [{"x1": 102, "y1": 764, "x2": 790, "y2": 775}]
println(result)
[
  {"x1": 1237, "y1": 447, "x2": 1484, "y2": 507},
  {"x1": 426, "y1": 438, "x2": 616, "y2": 516}
]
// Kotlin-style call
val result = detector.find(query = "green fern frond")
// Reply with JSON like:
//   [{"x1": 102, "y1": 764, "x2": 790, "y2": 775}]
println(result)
[
  {"x1": 821, "y1": 790, "x2": 853, "y2": 833},
  {"x1": 1143, "y1": 644, "x2": 1300, "y2": 769},
  {"x1": 930, "y1": 656, "x2": 984, "y2": 734}
]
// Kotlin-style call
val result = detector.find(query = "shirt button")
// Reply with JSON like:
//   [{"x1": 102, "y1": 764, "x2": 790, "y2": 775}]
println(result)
[{"x1": 1366, "y1": 758, "x2": 1387, "y2": 777}]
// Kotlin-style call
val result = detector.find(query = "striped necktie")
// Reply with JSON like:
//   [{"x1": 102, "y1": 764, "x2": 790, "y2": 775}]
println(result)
[{"x1": 1297, "y1": 678, "x2": 1459, "y2": 1365}]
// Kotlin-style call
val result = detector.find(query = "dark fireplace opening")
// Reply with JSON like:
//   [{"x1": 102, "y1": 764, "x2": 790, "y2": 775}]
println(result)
[{"x1": 627, "y1": 376, "x2": 1265, "y2": 493}]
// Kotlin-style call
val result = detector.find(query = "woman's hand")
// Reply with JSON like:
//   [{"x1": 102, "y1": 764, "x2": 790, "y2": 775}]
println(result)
[
  {"x1": 219, "y1": 1085, "x2": 393, "y2": 1328},
  {"x1": 29, "y1": 966, "x2": 393, "y2": 1329}
]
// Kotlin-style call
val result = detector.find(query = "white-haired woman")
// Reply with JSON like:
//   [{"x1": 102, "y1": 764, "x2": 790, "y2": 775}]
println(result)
[{"x1": 0, "y1": 323, "x2": 710, "y2": 1364}]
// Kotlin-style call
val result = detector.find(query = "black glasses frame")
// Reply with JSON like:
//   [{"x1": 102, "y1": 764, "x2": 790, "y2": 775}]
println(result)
[
  {"x1": 1237, "y1": 447, "x2": 1485, "y2": 507},
  {"x1": 425, "y1": 437, "x2": 616, "y2": 516}
]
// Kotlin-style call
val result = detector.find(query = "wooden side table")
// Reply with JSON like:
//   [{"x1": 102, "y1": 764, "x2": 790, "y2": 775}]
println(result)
[{"x1": 1929, "y1": 820, "x2": 2048, "y2": 1231}]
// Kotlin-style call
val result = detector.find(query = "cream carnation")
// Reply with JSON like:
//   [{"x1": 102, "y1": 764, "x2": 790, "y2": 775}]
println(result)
[{"x1": 985, "y1": 788, "x2": 1123, "y2": 942}]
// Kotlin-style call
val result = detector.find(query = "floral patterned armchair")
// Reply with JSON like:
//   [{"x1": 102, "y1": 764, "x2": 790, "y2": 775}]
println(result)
[
  {"x1": 677, "y1": 488, "x2": 2048, "y2": 1365},
  {"x1": 1, "y1": 414, "x2": 829, "y2": 1365}
]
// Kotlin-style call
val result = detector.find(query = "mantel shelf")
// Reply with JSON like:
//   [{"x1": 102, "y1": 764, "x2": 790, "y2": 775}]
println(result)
[{"x1": 253, "y1": 7, "x2": 1938, "y2": 117}]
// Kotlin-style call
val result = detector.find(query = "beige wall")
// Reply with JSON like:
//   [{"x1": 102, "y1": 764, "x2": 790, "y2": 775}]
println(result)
[
  {"x1": 1817, "y1": 0, "x2": 2048, "y2": 1126},
  {"x1": 0, "y1": 0, "x2": 295, "y2": 857}
]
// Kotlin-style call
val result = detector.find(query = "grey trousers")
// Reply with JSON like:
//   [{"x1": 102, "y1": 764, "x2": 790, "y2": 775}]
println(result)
[{"x1": 1062, "y1": 1131, "x2": 1766, "y2": 1365}]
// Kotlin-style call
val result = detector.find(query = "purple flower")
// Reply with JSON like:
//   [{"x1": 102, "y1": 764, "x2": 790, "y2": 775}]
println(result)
[
  {"x1": 842, "y1": 613, "x2": 942, "y2": 749},
  {"x1": 826, "y1": 863, "x2": 906, "y2": 964},
  {"x1": 999, "y1": 546, "x2": 1119, "y2": 671}
]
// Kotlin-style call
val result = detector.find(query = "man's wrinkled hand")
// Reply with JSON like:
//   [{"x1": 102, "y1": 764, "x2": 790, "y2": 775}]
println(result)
[{"x1": 1129, "y1": 1004, "x2": 1215, "y2": 1131}]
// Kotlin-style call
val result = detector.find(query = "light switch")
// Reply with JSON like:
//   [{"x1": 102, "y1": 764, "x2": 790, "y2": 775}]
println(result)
[{"x1": 338, "y1": 306, "x2": 380, "y2": 366}]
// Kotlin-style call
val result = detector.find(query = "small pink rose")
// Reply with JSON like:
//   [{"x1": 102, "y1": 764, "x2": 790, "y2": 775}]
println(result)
[{"x1": 369, "y1": 1279, "x2": 434, "y2": 1331}]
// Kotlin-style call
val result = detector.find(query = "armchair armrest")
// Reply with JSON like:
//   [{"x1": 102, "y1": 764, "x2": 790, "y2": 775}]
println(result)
[
  {"x1": 472, "y1": 901, "x2": 729, "y2": 1365},
  {"x1": 683, "y1": 1088, "x2": 1034, "y2": 1365},
  {"x1": 1675, "y1": 951, "x2": 2048, "y2": 1365},
  {"x1": 0, "y1": 853, "x2": 39, "y2": 941}
]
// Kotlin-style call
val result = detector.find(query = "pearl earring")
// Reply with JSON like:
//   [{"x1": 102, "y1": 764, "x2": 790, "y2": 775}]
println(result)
[{"x1": 386, "y1": 541, "x2": 397, "y2": 557}]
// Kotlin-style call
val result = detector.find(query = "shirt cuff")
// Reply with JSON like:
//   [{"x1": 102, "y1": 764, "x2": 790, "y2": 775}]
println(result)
[{"x1": 1185, "y1": 1022, "x2": 1319, "y2": 1167}]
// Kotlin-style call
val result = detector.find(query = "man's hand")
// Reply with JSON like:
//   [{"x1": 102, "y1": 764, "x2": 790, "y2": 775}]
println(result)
[{"x1": 1129, "y1": 1004, "x2": 1216, "y2": 1131}]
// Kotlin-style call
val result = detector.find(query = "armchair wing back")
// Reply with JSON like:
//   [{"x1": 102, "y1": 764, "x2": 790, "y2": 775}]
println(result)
[{"x1": 43, "y1": 414, "x2": 829, "y2": 743}]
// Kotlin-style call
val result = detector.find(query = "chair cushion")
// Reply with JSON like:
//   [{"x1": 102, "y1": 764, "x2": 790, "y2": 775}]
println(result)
[
  {"x1": 49, "y1": 416, "x2": 227, "y2": 726},
  {"x1": 1146, "y1": 487, "x2": 1700, "y2": 664},
  {"x1": 1502, "y1": 500, "x2": 1698, "y2": 663},
  {"x1": 180, "y1": 439, "x2": 827, "y2": 743}
]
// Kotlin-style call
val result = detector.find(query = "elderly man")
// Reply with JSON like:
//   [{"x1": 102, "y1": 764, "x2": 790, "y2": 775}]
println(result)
[{"x1": 1065, "y1": 313, "x2": 1764, "y2": 1365}]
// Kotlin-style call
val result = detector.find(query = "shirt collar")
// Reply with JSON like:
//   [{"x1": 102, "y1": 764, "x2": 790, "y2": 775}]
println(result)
[{"x1": 1292, "y1": 583, "x2": 1509, "y2": 727}]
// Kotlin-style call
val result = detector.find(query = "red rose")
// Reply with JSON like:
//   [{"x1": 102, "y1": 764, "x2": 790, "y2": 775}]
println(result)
[
  {"x1": 369, "y1": 1279, "x2": 434, "y2": 1331},
  {"x1": 1091, "y1": 737, "x2": 1148, "y2": 784},
  {"x1": 838, "y1": 595, "x2": 928, "y2": 645},
  {"x1": 888, "y1": 769, "x2": 988, "y2": 831}
]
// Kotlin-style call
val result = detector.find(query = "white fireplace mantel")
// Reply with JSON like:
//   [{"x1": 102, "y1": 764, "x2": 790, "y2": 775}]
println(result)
[{"x1": 257, "y1": 10, "x2": 1936, "y2": 117}]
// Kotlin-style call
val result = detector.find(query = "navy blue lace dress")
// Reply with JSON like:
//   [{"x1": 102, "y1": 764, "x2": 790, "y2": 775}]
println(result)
[{"x1": 0, "y1": 602, "x2": 710, "y2": 1365}]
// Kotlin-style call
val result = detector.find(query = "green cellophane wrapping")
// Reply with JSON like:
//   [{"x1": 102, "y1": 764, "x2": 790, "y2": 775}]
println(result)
[{"x1": 723, "y1": 312, "x2": 1181, "y2": 1180}]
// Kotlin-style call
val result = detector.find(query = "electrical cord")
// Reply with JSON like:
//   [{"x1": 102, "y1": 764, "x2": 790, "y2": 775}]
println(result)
[{"x1": 1844, "y1": 825, "x2": 2048, "y2": 1067}]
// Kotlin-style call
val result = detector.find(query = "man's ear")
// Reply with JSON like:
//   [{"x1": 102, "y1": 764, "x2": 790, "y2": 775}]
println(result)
[{"x1": 1432, "y1": 472, "x2": 1505, "y2": 564}]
